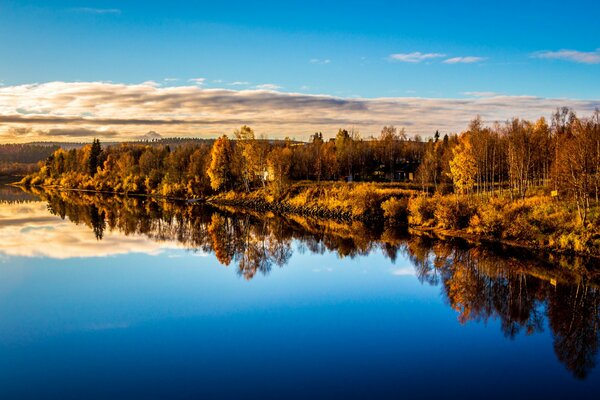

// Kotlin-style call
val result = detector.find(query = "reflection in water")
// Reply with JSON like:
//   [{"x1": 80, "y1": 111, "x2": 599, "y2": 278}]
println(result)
[{"x1": 2, "y1": 186, "x2": 600, "y2": 379}]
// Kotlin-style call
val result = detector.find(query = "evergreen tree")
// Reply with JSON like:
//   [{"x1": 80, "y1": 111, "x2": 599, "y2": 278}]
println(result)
[{"x1": 88, "y1": 138, "x2": 102, "y2": 176}]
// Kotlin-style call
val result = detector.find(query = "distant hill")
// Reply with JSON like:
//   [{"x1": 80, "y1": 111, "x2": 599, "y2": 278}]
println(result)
[{"x1": 0, "y1": 143, "x2": 61, "y2": 163}]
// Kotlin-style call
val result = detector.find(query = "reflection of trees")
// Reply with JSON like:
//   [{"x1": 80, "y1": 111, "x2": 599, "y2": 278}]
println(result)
[
  {"x1": 404, "y1": 237, "x2": 600, "y2": 378},
  {"x1": 89, "y1": 205, "x2": 105, "y2": 240},
  {"x1": 208, "y1": 214, "x2": 235, "y2": 265},
  {"x1": 548, "y1": 282, "x2": 600, "y2": 379},
  {"x1": 0, "y1": 185, "x2": 40, "y2": 204},
  {"x1": 25, "y1": 188, "x2": 600, "y2": 379}
]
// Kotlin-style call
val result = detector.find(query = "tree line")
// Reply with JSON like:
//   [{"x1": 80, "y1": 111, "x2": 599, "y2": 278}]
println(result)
[
  {"x1": 22, "y1": 125, "x2": 424, "y2": 197},
  {"x1": 21, "y1": 108, "x2": 600, "y2": 218},
  {"x1": 416, "y1": 108, "x2": 599, "y2": 224}
]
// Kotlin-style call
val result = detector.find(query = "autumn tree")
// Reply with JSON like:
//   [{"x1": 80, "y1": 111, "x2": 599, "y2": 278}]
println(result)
[
  {"x1": 555, "y1": 116, "x2": 597, "y2": 224},
  {"x1": 379, "y1": 126, "x2": 401, "y2": 181},
  {"x1": 234, "y1": 125, "x2": 265, "y2": 191},
  {"x1": 449, "y1": 133, "x2": 477, "y2": 194},
  {"x1": 335, "y1": 128, "x2": 354, "y2": 179},
  {"x1": 207, "y1": 135, "x2": 234, "y2": 191},
  {"x1": 311, "y1": 132, "x2": 324, "y2": 182},
  {"x1": 506, "y1": 119, "x2": 533, "y2": 200},
  {"x1": 267, "y1": 146, "x2": 293, "y2": 196}
]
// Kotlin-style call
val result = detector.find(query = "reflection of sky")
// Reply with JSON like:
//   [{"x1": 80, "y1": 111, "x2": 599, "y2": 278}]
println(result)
[
  {"x1": 1, "y1": 201, "x2": 599, "y2": 397},
  {"x1": 0, "y1": 202, "x2": 184, "y2": 259}
]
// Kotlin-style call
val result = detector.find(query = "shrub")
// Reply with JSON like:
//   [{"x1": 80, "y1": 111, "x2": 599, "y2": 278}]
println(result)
[
  {"x1": 408, "y1": 195, "x2": 436, "y2": 226},
  {"x1": 381, "y1": 196, "x2": 409, "y2": 224},
  {"x1": 503, "y1": 214, "x2": 540, "y2": 241},
  {"x1": 469, "y1": 197, "x2": 508, "y2": 237},
  {"x1": 434, "y1": 195, "x2": 476, "y2": 230},
  {"x1": 348, "y1": 184, "x2": 382, "y2": 218}
]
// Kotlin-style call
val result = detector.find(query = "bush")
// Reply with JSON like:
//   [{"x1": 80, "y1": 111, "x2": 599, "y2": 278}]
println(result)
[
  {"x1": 408, "y1": 195, "x2": 436, "y2": 226},
  {"x1": 434, "y1": 195, "x2": 476, "y2": 230},
  {"x1": 557, "y1": 231, "x2": 593, "y2": 253},
  {"x1": 348, "y1": 184, "x2": 382, "y2": 218},
  {"x1": 381, "y1": 197, "x2": 409, "y2": 224},
  {"x1": 469, "y1": 197, "x2": 508, "y2": 237}
]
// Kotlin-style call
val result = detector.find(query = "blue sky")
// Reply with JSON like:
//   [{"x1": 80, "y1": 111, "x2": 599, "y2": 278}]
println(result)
[{"x1": 0, "y1": 0, "x2": 599, "y2": 141}]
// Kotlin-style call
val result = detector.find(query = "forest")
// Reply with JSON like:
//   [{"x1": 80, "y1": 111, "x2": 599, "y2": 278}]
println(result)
[
  {"x1": 0, "y1": 143, "x2": 60, "y2": 178},
  {"x1": 18, "y1": 107, "x2": 600, "y2": 255}
]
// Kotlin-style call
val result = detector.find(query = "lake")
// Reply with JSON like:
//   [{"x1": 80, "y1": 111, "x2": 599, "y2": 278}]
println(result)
[{"x1": 1, "y1": 186, "x2": 599, "y2": 399}]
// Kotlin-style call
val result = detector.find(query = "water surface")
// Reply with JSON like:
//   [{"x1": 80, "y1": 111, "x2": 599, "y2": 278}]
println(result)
[{"x1": 1, "y1": 186, "x2": 599, "y2": 399}]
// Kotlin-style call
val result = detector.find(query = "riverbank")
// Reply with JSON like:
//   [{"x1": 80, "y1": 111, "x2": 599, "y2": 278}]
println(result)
[
  {"x1": 14, "y1": 181, "x2": 600, "y2": 258},
  {"x1": 206, "y1": 182, "x2": 415, "y2": 222},
  {"x1": 208, "y1": 185, "x2": 599, "y2": 258},
  {"x1": 405, "y1": 194, "x2": 600, "y2": 258}
]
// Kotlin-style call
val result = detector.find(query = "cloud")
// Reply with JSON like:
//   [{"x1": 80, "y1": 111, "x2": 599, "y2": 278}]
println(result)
[
  {"x1": 310, "y1": 58, "x2": 331, "y2": 65},
  {"x1": 532, "y1": 49, "x2": 600, "y2": 64},
  {"x1": 443, "y1": 56, "x2": 486, "y2": 64},
  {"x1": 44, "y1": 128, "x2": 120, "y2": 138},
  {"x1": 188, "y1": 78, "x2": 205, "y2": 85},
  {"x1": 4, "y1": 127, "x2": 34, "y2": 137},
  {"x1": 390, "y1": 266, "x2": 415, "y2": 276},
  {"x1": 254, "y1": 83, "x2": 282, "y2": 90},
  {"x1": 228, "y1": 81, "x2": 250, "y2": 86},
  {"x1": 389, "y1": 52, "x2": 446, "y2": 63},
  {"x1": 71, "y1": 7, "x2": 121, "y2": 15},
  {"x1": 462, "y1": 91, "x2": 500, "y2": 98},
  {"x1": 164, "y1": 77, "x2": 179, "y2": 82},
  {"x1": 0, "y1": 81, "x2": 598, "y2": 142}
]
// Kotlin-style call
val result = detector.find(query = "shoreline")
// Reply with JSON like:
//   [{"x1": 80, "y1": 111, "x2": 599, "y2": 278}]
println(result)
[
  {"x1": 11, "y1": 182, "x2": 600, "y2": 261},
  {"x1": 408, "y1": 226, "x2": 600, "y2": 261}
]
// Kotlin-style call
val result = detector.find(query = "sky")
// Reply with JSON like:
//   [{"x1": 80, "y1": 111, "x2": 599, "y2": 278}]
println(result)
[{"x1": 0, "y1": 0, "x2": 599, "y2": 142}]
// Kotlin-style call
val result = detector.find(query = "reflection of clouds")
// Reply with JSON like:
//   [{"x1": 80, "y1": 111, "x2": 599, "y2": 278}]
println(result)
[
  {"x1": 390, "y1": 266, "x2": 416, "y2": 276},
  {"x1": 0, "y1": 202, "x2": 182, "y2": 259}
]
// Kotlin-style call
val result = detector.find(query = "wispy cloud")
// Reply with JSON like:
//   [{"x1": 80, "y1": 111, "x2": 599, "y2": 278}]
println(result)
[
  {"x1": 443, "y1": 56, "x2": 486, "y2": 64},
  {"x1": 254, "y1": 83, "x2": 282, "y2": 90},
  {"x1": 389, "y1": 52, "x2": 446, "y2": 63},
  {"x1": 462, "y1": 91, "x2": 500, "y2": 97},
  {"x1": 310, "y1": 58, "x2": 331, "y2": 65},
  {"x1": 164, "y1": 77, "x2": 179, "y2": 82},
  {"x1": 390, "y1": 266, "x2": 415, "y2": 276},
  {"x1": 228, "y1": 81, "x2": 250, "y2": 86},
  {"x1": 188, "y1": 77, "x2": 205, "y2": 85},
  {"x1": 532, "y1": 49, "x2": 600, "y2": 64},
  {"x1": 70, "y1": 7, "x2": 122, "y2": 15},
  {"x1": 0, "y1": 81, "x2": 598, "y2": 142}
]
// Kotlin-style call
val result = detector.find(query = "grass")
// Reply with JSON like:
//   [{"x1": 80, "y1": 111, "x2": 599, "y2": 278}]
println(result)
[{"x1": 403, "y1": 192, "x2": 600, "y2": 257}]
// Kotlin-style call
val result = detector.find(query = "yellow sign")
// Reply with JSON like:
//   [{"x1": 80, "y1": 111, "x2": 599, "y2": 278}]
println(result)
[{"x1": 551, "y1": 190, "x2": 558, "y2": 197}]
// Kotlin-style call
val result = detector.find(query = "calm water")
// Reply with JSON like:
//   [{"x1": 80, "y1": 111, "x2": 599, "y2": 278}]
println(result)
[{"x1": 1, "y1": 186, "x2": 599, "y2": 399}]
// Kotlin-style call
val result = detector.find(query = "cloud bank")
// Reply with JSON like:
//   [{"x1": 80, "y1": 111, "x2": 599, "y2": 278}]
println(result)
[{"x1": 0, "y1": 81, "x2": 598, "y2": 142}]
